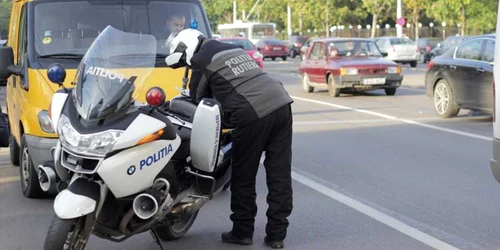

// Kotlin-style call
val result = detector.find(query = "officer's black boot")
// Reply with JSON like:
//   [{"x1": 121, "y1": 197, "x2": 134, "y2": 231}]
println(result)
[{"x1": 221, "y1": 231, "x2": 253, "y2": 245}]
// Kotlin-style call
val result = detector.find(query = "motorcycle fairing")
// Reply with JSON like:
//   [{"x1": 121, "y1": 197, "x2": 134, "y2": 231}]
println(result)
[{"x1": 54, "y1": 177, "x2": 101, "y2": 219}]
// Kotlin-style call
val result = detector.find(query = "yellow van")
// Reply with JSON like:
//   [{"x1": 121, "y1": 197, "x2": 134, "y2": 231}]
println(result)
[{"x1": 0, "y1": 0, "x2": 212, "y2": 198}]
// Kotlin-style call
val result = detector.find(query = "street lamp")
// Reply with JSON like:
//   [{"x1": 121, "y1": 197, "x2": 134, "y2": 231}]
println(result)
[
  {"x1": 357, "y1": 25, "x2": 362, "y2": 29},
  {"x1": 418, "y1": 23, "x2": 422, "y2": 28},
  {"x1": 442, "y1": 22, "x2": 446, "y2": 38},
  {"x1": 376, "y1": 24, "x2": 380, "y2": 29},
  {"x1": 429, "y1": 22, "x2": 434, "y2": 37},
  {"x1": 366, "y1": 24, "x2": 371, "y2": 29},
  {"x1": 406, "y1": 23, "x2": 410, "y2": 28},
  {"x1": 385, "y1": 24, "x2": 390, "y2": 29}
]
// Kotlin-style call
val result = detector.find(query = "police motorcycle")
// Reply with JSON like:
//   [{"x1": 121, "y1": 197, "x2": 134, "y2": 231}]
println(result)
[{"x1": 40, "y1": 25, "x2": 233, "y2": 250}]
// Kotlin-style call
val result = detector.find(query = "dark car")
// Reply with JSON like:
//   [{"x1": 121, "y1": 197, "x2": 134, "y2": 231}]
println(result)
[
  {"x1": 298, "y1": 38, "x2": 404, "y2": 97},
  {"x1": 287, "y1": 35, "x2": 309, "y2": 59},
  {"x1": 425, "y1": 35, "x2": 494, "y2": 118},
  {"x1": 255, "y1": 39, "x2": 289, "y2": 61},
  {"x1": 429, "y1": 35, "x2": 467, "y2": 60},
  {"x1": 417, "y1": 37, "x2": 441, "y2": 63}
]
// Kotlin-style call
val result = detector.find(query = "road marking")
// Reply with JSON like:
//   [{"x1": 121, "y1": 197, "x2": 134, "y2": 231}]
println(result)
[
  {"x1": 400, "y1": 87, "x2": 426, "y2": 92},
  {"x1": 0, "y1": 176, "x2": 20, "y2": 184},
  {"x1": 293, "y1": 117, "x2": 443, "y2": 126},
  {"x1": 291, "y1": 171, "x2": 461, "y2": 250},
  {"x1": 291, "y1": 96, "x2": 492, "y2": 141}
]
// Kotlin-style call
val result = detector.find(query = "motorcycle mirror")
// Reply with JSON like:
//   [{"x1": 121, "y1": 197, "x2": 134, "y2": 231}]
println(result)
[{"x1": 146, "y1": 87, "x2": 166, "y2": 108}]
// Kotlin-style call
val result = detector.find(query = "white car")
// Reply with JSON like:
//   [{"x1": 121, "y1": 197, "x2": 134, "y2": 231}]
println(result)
[
  {"x1": 491, "y1": 3, "x2": 500, "y2": 182},
  {"x1": 374, "y1": 36, "x2": 420, "y2": 68}
]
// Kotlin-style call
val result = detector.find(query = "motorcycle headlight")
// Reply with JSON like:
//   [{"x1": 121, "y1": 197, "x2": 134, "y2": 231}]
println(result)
[
  {"x1": 253, "y1": 51, "x2": 263, "y2": 59},
  {"x1": 58, "y1": 115, "x2": 123, "y2": 157},
  {"x1": 387, "y1": 66, "x2": 401, "y2": 74}
]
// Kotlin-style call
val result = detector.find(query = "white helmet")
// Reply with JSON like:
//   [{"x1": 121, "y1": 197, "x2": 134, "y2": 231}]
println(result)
[{"x1": 165, "y1": 28, "x2": 205, "y2": 68}]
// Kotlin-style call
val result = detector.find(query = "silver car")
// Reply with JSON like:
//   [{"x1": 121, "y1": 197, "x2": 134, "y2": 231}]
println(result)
[{"x1": 374, "y1": 36, "x2": 420, "y2": 67}]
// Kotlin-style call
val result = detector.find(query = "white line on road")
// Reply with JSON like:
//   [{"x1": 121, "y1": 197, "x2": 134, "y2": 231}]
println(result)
[
  {"x1": 293, "y1": 117, "x2": 444, "y2": 126},
  {"x1": 291, "y1": 171, "x2": 461, "y2": 250},
  {"x1": 291, "y1": 96, "x2": 492, "y2": 141}
]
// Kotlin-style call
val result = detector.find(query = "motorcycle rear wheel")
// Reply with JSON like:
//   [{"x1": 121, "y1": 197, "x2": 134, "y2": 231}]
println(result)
[
  {"x1": 43, "y1": 214, "x2": 91, "y2": 250},
  {"x1": 155, "y1": 210, "x2": 199, "y2": 241}
]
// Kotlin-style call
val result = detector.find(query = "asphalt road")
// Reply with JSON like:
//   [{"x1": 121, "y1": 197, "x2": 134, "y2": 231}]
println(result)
[{"x1": 1, "y1": 58, "x2": 499, "y2": 250}]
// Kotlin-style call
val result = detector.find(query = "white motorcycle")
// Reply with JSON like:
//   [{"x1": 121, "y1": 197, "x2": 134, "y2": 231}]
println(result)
[{"x1": 40, "y1": 26, "x2": 233, "y2": 250}]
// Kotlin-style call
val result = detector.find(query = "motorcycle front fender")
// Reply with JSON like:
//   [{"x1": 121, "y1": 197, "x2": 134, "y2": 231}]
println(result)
[{"x1": 54, "y1": 178, "x2": 101, "y2": 219}]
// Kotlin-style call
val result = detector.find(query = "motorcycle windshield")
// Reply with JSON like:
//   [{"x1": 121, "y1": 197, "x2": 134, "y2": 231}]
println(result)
[{"x1": 72, "y1": 25, "x2": 156, "y2": 121}]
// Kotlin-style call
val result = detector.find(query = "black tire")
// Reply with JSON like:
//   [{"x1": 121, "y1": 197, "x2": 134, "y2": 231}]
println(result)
[
  {"x1": 433, "y1": 79, "x2": 460, "y2": 118},
  {"x1": 385, "y1": 88, "x2": 397, "y2": 96},
  {"x1": 410, "y1": 61, "x2": 417, "y2": 68},
  {"x1": 271, "y1": 57, "x2": 276, "y2": 61},
  {"x1": 327, "y1": 75, "x2": 340, "y2": 97},
  {"x1": 156, "y1": 210, "x2": 199, "y2": 241},
  {"x1": 43, "y1": 215, "x2": 90, "y2": 250},
  {"x1": 281, "y1": 56, "x2": 287, "y2": 61},
  {"x1": 20, "y1": 134, "x2": 45, "y2": 198},
  {"x1": 9, "y1": 132, "x2": 20, "y2": 166}
]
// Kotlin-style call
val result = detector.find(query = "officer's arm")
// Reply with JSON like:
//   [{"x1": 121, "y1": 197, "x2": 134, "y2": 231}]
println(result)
[{"x1": 188, "y1": 68, "x2": 210, "y2": 104}]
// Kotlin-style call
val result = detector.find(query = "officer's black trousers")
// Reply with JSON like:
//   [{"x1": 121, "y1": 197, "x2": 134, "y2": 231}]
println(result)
[{"x1": 229, "y1": 103, "x2": 293, "y2": 241}]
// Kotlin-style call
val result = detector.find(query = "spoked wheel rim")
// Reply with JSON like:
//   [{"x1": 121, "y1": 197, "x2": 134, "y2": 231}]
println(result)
[
  {"x1": 434, "y1": 83, "x2": 450, "y2": 115},
  {"x1": 170, "y1": 211, "x2": 197, "y2": 234},
  {"x1": 21, "y1": 145, "x2": 30, "y2": 189},
  {"x1": 64, "y1": 218, "x2": 88, "y2": 250}
]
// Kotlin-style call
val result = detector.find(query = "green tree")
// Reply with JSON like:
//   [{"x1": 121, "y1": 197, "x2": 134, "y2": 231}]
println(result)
[
  {"x1": 403, "y1": 0, "x2": 431, "y2": 40},
  {"x1": 427, "y1": 0, "x2": 470, "y2": 35},
  {"x1": 202, "y1": 0, "x2": 235, "y2": 31},
  {"x1": 362, "y1": 0, "x2": 394, "y2": 38},
  {"x1": 0, "y1": 0, "x2": 12, "y2": 39}
]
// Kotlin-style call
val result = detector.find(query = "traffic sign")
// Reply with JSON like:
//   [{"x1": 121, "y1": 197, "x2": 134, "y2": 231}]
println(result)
[{"x1": 397, "y1": 17, "x2": 406, "y2": 26}]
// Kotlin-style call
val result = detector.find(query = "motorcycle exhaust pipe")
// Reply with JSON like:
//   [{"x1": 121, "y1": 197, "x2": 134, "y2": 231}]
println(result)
[
  {"x1": 132, "y1": 193, "x2": 159, "y2": 220},
  {"x1": 37, "y1": 165, "x2": 57, "y2": 193}
]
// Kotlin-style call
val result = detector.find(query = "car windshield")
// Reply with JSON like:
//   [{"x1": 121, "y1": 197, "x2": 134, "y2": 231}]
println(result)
[
  {"x1": 72, "y1": 26, "x2": 156, "y2": 121},
  {"x1": 389, "y1": 38, "x2": 414, "y2": 45},
  {"x1": 220, "y1": 39, "x2": 255, "y2": 50},
  {"x1": 33, "y1": 0, "x2": 210, "y2": 58},
  {"x1": 327, "y1": 41, "x2": 382, "y2": 57},
  {"x1": 265, "y1": 39, "x2": 285, "y2": 45}
]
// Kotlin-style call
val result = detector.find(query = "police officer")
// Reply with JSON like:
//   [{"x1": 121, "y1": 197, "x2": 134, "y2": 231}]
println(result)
[{"x1": 165, "y1": 29, "x2": 294, "y2": 249}]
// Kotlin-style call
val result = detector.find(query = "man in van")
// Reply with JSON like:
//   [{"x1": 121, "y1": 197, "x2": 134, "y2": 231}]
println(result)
[
  {"x1": 165, "y1": 29, "x2": 294, "y2": 249},
  {"x1": 165, "y1": 14, "x2": 186, "y2": 50}
]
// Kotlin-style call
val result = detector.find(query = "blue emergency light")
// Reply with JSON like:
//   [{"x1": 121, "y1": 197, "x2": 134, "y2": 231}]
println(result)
[{"x1": 190, "y1": 19, "x2": 198, "y2": 29}]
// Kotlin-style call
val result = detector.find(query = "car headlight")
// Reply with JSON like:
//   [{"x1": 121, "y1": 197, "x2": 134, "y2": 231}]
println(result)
[
  {"x1": 38, "y1": 110, "x2": 54, "y2": 133},
  {"x1": 253, "y1": 51, "x2": 263, "y2": 59},
  {"x1": 340, "y1": 68, "x2": 358, "y2": 75},
  {"x1": 387, "y1": 66, "x2": 401, "y2": 74},
  {"x1": 58, "y1": 115, "x2": 123, "y2": 157}
]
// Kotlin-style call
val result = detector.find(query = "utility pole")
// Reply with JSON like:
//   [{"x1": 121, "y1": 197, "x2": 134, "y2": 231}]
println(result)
[
  {"x1": 287, "y1": 4, "x2": 292, "y2": 38},
  {"x1": 299, "y1": 13, "x2": 303, "y2": 36},
  {"x1": 396, "y1": 0, "x2": 402, "y2": 37}
]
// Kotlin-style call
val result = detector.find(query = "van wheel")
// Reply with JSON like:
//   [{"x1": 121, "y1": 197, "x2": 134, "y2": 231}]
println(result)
[
  {"x1": 10, "y1": 132, "x2": 20, "y2": 166},
  {"x1": 20, "y1": 135, "x2": 45, "y2": 198}
]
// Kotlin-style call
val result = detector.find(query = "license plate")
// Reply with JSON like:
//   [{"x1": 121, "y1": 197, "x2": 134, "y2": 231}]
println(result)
[
  {"x1": 400, "y1": 55, "x2": 413, "y2": 59},
  {"x1": 363, "y1": 78, "x2": 386, "y2": 85},
  {"x1": 273, "y1": 47, "x2": 282, "y2": 50}
]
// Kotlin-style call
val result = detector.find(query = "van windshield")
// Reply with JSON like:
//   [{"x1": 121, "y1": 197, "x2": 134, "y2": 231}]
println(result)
[{"x1": 33, "y1": 0, "x2": 210, "y2": 58}]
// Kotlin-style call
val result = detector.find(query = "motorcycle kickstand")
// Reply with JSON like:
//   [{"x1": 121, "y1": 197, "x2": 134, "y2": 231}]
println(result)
[{"x1": 150, "y1": 228, "x2": 166, "y2": 250}]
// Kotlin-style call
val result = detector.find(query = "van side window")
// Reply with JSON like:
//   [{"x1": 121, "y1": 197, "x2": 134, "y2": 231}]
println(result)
[{"x1": 17, "y1": 5, "x2": 27, "y2": 67}]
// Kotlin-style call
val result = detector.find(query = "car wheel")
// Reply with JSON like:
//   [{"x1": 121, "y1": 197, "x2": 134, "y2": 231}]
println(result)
[
  {"x1": 385, "y1": 88, "x2": 397, "y2": 96},
  {"x1": 281, "y1": 56, "x2": 287, "y2": 61},
  {"x1": 271, "y1": 57, "x2": 276, "y2": 61},
  {"x1": 301, "y1": 74, "x2": 314, "y2": 93},
  {"x1": 410, "y1": 61, "x2": 417, "y2": 68},
  {"x1": 327, "y1": 75, "x2": 340, "y2": 97},
  {"x1": 20, "y1": 134, "x2": 45, "y2": 198},
  {"x1": 433, "y1": 80, "x2": 460, "y2": 118}
]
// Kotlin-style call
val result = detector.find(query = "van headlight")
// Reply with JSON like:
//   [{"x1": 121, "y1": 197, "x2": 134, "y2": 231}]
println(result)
[
  {"x1": 58, "y1": 115, "x2": 123, "y2": 157},
  {"x1": 38, "y1": 110, "x2": 54, "y2": 133}
]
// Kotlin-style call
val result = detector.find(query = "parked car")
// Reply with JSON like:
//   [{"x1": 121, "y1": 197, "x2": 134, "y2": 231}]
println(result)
[
  {"x1": 417, "y1": 37, "x2": 441, "y2": 63},
  {"x1": 300, "y1": 37, "x2": 317, "y2": 60},
  {"x1": 425, "y1": 34, "x2": 494, "y2": 118},
  {"x1": 218, "y1": 37, "x2": 264, "y2": 68},
  {"x1": 299, "y1": 38, "x2": 403, "y2": 97},
  {"x1": 374, "y1": 36, "x2": 420, "y2": 67},
  {"x1": 255, "y1": 39, "x2": 289, "y2": 61},
  {"x1": 429, "y1": 35, "x2": 467, "y2": 60},
  {"x1": 287, "y1": 35, "x2": 309, "y2": 59}
]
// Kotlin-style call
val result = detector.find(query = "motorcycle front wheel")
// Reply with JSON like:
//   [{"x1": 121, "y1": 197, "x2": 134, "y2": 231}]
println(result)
[
  {"x1": 155, "y1": 210, "x2": 199, "y2": 241},
  {"x1": 43, "y1": 214, "x2": 92, "y2": 250}
]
